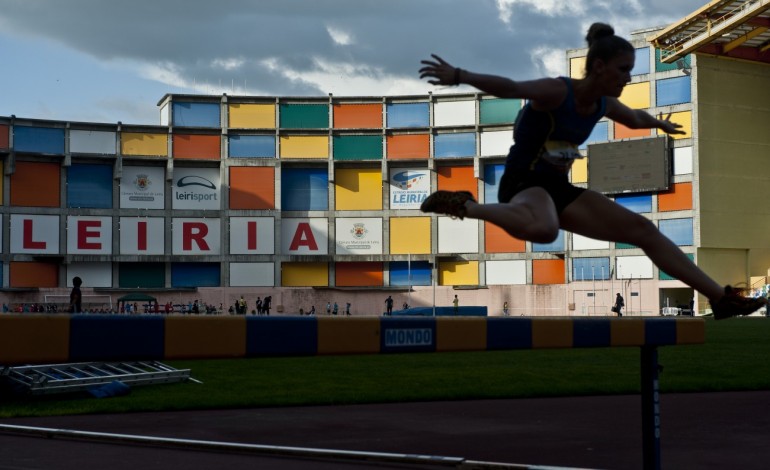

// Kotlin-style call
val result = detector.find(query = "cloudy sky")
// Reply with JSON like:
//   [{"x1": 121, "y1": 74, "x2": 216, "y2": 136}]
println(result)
[{"x1": 0, "y1": 0, "x2": 707, "y2": 126}]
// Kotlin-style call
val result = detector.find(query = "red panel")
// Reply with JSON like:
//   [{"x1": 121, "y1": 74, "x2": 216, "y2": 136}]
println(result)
[
  {"x1": 658, "y1": 182, "x2": 692, "y2": 212},
  {"x1": 335, "y1": 262, "x2": 384, "y2": 287},
  {"x1": 614, "y1": 122, "x2": 651, "y2": 139},
  {"x1": 229, "y1": 167, "x2": 275, "y2": 209},
  {"x1": 387, "y1": 134, "x2": 429, "y2": 159},
  {"x1": 0, "y1": 125, "x2": 9, "y2": 149},
  {"x1": 484, "y1": 222, "x2": 526, "y2": 253},
  {"x1": 532, "y1": 259, "x2": 565, "y2": 285},
  {"x1": 10, "y1": 162, "x2": 60, "y2": 207},
  {"x1": 437, "y1": 166, "x2": 477, "y2": 200},
  {"x1": 173, "y1": 134, "x2": 220, "y2": 160},
  {"x1": 10, "y1": 262, "x2": 59, "y2": 288},
  {"x1": 333, "y1": 104, "x2": 382, "y2": 128}
]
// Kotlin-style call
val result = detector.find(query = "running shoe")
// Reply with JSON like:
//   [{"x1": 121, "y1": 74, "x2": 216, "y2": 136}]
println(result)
[
  {"x1": 711, "y1": 285, "x2": 767, "y2": 320},
  {"x1": 420, "y1": 190, "x2": 476, "y2": 220}
]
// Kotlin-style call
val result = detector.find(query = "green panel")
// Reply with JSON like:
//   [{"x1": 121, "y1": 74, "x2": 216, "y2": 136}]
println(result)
[
  {"x1": 659, "y1": 253, "x2": 694, "y2": 280},
  {"x1": 655, "y1": 49, "x2": 691, "y2": 73},
  {"x1": 279, "y1": 104, "x2": 329, "y2": 129},
  {"x1": 616, "y1": 242, "x2": 638, "y2": 250},
  {"x1": 119, "y1": 263, "x2": 165, "y2": 288},
  {"x1": 333, "y1": 135, "x2": 383, "y2": 161},
  {"x1": 479, "y1": 99, "x2": 521, "y2": 125}
]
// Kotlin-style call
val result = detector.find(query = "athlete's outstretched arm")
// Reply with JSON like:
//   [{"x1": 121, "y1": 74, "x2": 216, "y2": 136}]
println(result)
[{"x1": 605, "y1": 97, "x2": 685, "y2": 134}]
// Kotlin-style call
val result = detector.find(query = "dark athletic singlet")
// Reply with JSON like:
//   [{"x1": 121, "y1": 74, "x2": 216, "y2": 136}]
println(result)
[{"x1": 506, "y1": 77, "x2": 606, "y2": 174}]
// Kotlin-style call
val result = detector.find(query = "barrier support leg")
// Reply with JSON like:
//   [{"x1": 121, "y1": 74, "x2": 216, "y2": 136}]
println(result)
[{"x1": 641, "y1": 345, "x2": 661, "y2": 470}]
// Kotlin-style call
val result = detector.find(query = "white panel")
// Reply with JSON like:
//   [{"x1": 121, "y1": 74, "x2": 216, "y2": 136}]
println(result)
[
  {"x1": 616, "y1": 255, "x2": 653, "y2": 279},
  {"x1": 120, "y1": 166, "x2": 165, "y2": 209},
  {"x1": 120, "y1": 217, "x2": 165, "y2": 255},
  {"x1": 67, "y1": 216, "x2": 113, "y2": 255},
  {"x1": 480, "y1": 130, "x2": 513, "y2": 157},
  {"x1": 433, "y1": 100, "x2": 476, "y2": 127},
  {"x1": 486, "y1": 260, "x2": 527, "y2": 285},
  {"x1": 230, "y1": 262, "x2": 275, "y2": 287},
  {"x1": 335, "y1": 218, "x2": 383, "y2": 255},
  {"x1": 172, "y1": 167, "x2": 221, "y2": 210},
  {"x1": 572, "y1": 233, "x2": 610, "y2": 250},
  {"x1": 230, "y1": 217, "x2": 274, "y2": 254},
  {"x1": 389, "y1": 168, "x2": 430, "y2": 209},
  {"x1": 160, "y1": 103, "x2": 170, "y2": 127},
  {"x1": 70, "y1": 129, "x2": 116, "y2": 154},
  {"x1": 438, "y1": 217, "x2": 478, "y2": 253},
  {"x1": 281, "y1": 218, "x2": 328, "y2": 255},
  {"x1": 67, "y1": 262, "x2": 112, "y2": 288},
  {"x1": 172, "y1": 218, "x2": 221, "y2": 255},
  {"x1": 673, "y1": 146, "x2": 693, "y2": 175},
  {"x1": 10, "y1": 214, "x2": 60, "y2": 254}
]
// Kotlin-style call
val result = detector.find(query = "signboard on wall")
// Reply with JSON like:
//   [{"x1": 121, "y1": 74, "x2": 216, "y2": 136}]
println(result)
[
  {"x1": 389, "y1": 168, "x2": 430, "y2": 209},
  {"x1": 10, "y1": 214, "x2": 60, "y2": 254},
  {"x1": 281, "y1": 218, "x2": 328, "y2": 255},
  {"x1": 67, "y1": 216, "x2": 113, "y2": 255},
  {"x1": 335, "y1": 218, "x2": 383, "y2": 255},
  {"x1": 587, "y1": 135, "x2": 670, "y2": 195},
  {"x1": 120, "y1": 166, "x2": 165, "y2": 209},
  {"x1": 171, "y1": 218, "x2": 221, "y2": 255},
  {"x1": 172, "y1": 167, "x2": 221, "y2": 210},
  {"x1": 229, "y1": 217, "x2": 275, "y2": 255},
  {"x1": 120, "y1": 217, "x2": 165, "y2": 255}
]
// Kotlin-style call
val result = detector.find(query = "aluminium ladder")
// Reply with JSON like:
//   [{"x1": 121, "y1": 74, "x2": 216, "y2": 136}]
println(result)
[{"x1": 0, "y1": 361, "x2": 194, "y2": 396}]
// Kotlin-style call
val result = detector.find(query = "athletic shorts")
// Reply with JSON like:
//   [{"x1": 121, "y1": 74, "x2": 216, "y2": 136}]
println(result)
[{"x1": 497, "y1": 169, "x2": 586, "y2": 214}]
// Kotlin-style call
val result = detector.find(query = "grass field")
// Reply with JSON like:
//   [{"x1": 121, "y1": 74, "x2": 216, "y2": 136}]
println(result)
[{"x1": 1, "y1": 318, "x2": 769, "y2": 418}]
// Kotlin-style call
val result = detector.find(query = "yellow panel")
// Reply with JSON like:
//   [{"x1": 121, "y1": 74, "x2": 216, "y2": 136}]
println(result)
[
  {"x1": 570, "y1": 57, "x2": 586, "y2": 79},
  {"x1": 0, "y1": 315, "x2": 70, "y2": 364},
  {"x1": 165, "y1": 316, "x2": 246, "y2": 359},
  {"x1": 279, "y1": 136, "x2": 329, "y2": 159},
  {"x1": 281, "y1": 262, "x2": 329, "y2": 287},
  {"x1": 435, "y1": 317, "x2": 486, "y2": 351},
  {"x1": 532, "y1": 318, "x2": 573, "y2": 348},
  {"x1": 317, "y1": 317, "x2": 380, "y2": 354},
  {"x1": 335, "y1": 168, "x2": 382, "y2": 210},
  {"x1": 390, "y1": 217, "x2": 431, "y2": 254},
  {"x1": 121, "y1": 132, "x2": 169, "y2": 156},
  {"x1": 610, "y1": 318, "x2": 646, "y2": 346},
  {"x1": 676, "y1": 318, "x2": 705, "y2": 345},
  {"x1": 439, "y1": 260, "x2": 479, "y2": 286},
  {"x1": 618, "y1": 82, "x2": 650, "y2": 109},
  {"x1": 657, "y1": 111, "x2": 691, "y2": 139},
  {"x1": 571, "y1": 157, "x2": 588, "y2": 184},
  {"x1": 229, "y1": 103, "x2": 276, "y2": 129}
]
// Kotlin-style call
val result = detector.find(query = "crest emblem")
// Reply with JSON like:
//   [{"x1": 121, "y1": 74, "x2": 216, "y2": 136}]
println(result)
[
  {"x1": 351, "y1": 223, "x2": 368, "y2": 239},
  {"x1": 134, "y1": 174, "x2": 151, "y2": 191}
]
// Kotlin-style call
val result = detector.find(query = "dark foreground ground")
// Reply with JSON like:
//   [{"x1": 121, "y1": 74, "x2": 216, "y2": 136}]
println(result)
[{"x1": 1, "y1": 391, "x2": 768, "y2": 470}]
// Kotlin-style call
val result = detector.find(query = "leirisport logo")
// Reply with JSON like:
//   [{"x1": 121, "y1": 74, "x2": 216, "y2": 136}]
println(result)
[{"x1": 177, "y1": 175, "x2": 216, "y2": 189}]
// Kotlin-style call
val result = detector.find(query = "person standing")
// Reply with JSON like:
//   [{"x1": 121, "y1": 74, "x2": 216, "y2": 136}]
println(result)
[
  {"x1": 345, "y1": 302, "x2": 351, "y2": 316},
  {"x1": 326, "y1": 302, "x2": 332, "y2": 315},
  {"x1": 333, "y1": 302, "x2": 339, "y2": 316},
  {"x1": 452, "y1": 294, "x2": 459, "y2": 315},
  {"x1": 613, "y1": 293, "x2": 625, "y2": 317},
  {"x1": 256, "y1": 297, "x2": 262, "y2": 315},
  {"x1": 503, "y1": 301, "x2": 509, "y2": 316},
  {"x1": 69, "y1": 276, "x2": 82, "y2": 313},
  {"x1": 417, "y1": 23, "x2": 766, "y2": 320},
  {"x1": 385, "y1": 296, "x2": 394, "y2": 316}
]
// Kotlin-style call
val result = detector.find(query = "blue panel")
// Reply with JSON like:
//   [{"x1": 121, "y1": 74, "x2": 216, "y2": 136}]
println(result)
[
  {"x1": 434, "y1": 133, "x2": 476, "y2": 158},
  {"x1": 484, "y1": 164, "x2": 505, "y2": 203},
  {"x1": 171, "y1": 262, "x2": 221, "y2": 287},
  {"x1": 386, "y1": 103, "x2": 429, "y2": 128},
  {"x1": 69, "y1": 315, "x2": 165, "y2": 361},
  {"x1": 381, "y1": 317, "x2": 436, "y2": 353},
  {"x1": 281, "y1": 168, "x2": 329, "y2": 211},
  {"x1": 633, "y1": 47, "x2": 650, "y2": 76},
  {"x1": 246, "y1": 317, "x2": 318, "y2": 356},
  {"x1": 615, "y1": 194, "x2": 652, "y2": 213},
  {"x1": 228, "y1": 135, "x2": 275, "y2": 158},
  {"x1": 390, "y1": 261, "x2": 431, "y2": 286},
  {"x1": 391, "y1": 306, "x2": 487, "y2": 316},
  {"x1": 487, "y1": 317, "x2": 533, "y2": 349},
  {"x1": 659, "y1": 218, "x2": 693, "y2": 246},
  {"x1": 533, "y1": 230, "x2": 565, "y2": 252},
  {"x1": 572, "y1": 318, "x2": 611, "y2": 347},
  {"x1": 656, "y1": 76, "x2": 691, "y2": 106},
  {"x1": 67, "y1": 164, "x2": 113, "y2": 208},
  {"x1": 172, "y1": 102, "x2": 221, "y2": 127},
  {"x1": 644, "y1": 318, "x2": 677, "y2": 345},
  {"x1": 14, "y1": 126, "x2": 65, "y2": 154},
  {"x1": 572, "y1": 258, "x2": 611, "y2": 281},
  {"x1": 579, "y1": 121, "x2": 609, "y2": 150}
]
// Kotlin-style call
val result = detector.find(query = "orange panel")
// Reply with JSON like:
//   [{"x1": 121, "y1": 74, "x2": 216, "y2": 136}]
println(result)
[
  {"x1": 437, "y1": 166, "x2": 477, "y2": 199},
  {"x1": 335, "y1": 262, "x2": 384, "y2": 287},
  {"x1": 229, "y1": 167, "x2": 275, "y2": 209},
  {"x1": 173, "y1": 134, "x2": 221, "y2": 160},
  {"x1": 532, "y1": 259, "x2": 565, "y2": 285},
  {"x1": 333, "y1": 104, "x2": 382, "y2": 129},
  {"x1": 0, "y1": 125, "x2": 9, "y2": 149},
  {"x1": 387, "y1": 134, "x2": 430, "y2": 160},
  {"x1": 484, "y1": 221, "x2": 526, "y2": 253},
  {"x1": 614, "y1": 122, "x2": 651, "y2": 140},
  {"x1": 658, "y1": 182, "x2": 692, "y2": 212},
  {"x1": 10, "y1": 161, "x2": 60, "y2": 207},
  {"x1": 10, "y1": 262, "x2": 59, "y2": 288}
]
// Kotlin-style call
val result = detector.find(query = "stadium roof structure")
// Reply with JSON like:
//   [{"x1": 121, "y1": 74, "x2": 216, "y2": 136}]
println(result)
[{"x1": 649, "y1": 0, "x2": 770, "y2": 65}]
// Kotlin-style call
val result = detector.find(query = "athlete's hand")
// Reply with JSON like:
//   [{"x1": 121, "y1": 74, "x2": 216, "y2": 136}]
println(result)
[
  {"x1": 419, "y1": 54, "x2": 458, "y2": 86},
  {"x1": 658, "y1": 113, "x2": 685, "y2": 135}
]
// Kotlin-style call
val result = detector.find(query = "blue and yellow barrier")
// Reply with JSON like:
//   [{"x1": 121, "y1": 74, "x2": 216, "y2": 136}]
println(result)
[{"x1": 0, "y1": 314, "x2": 704, "y2": 365}]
